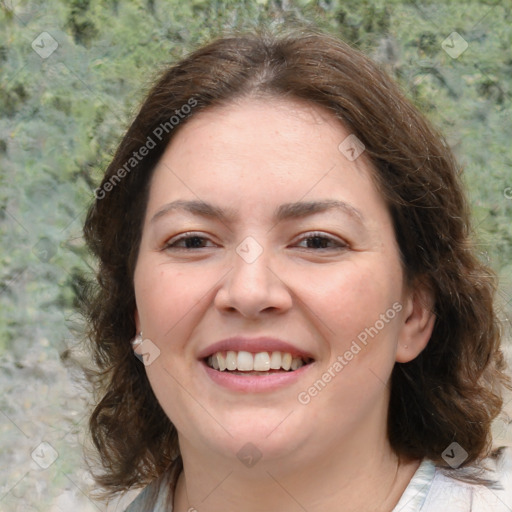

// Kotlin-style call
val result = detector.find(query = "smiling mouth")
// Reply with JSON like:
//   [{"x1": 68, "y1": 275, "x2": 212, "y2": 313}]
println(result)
[{"x1": 205, "y1": 350, "x2": 314, "y2": 374}]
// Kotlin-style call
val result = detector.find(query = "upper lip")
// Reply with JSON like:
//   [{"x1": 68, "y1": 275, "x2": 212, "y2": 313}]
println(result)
[{"x1": 198, "y1": 336, "x2": 315, "y2": 361}]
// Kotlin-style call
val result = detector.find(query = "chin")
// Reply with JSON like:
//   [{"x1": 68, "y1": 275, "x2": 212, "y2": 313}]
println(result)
[{"x1": 195, "y1": 410, "x2": 311, "y2": 465}]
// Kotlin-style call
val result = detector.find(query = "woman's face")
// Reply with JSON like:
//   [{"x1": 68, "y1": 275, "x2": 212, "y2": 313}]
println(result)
[{"x1": 133, "y1": 97, "x2": 430, "y2": 468}]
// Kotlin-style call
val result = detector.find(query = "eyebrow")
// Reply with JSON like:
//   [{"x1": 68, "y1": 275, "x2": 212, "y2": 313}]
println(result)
[{"x1": 150, "y1": 199, "x2": 365, "y2": 225}]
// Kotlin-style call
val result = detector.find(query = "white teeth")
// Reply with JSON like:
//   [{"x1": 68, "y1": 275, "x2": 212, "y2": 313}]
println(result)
[
  {"x1": 269, "y1": 351, "x2": 282, "y2": 370},
  {"x1": 217, "y1": 352, "x2": 227, "y2": 371},
  {"x1": 281, "y1": 353, "x2": 292, "y2": 371},
  {"x1": 226, "y1": 351, "x2": 237, "y2": 370},
  {"x1": 207, "y1": 350, "x2": 310, "y2": 372},
  {"x1": 254, "y1": 352, "x2": 270, "y2": 371},
  {"x1": 237, "y1": 351, "x2": 254, "y2": 371}
]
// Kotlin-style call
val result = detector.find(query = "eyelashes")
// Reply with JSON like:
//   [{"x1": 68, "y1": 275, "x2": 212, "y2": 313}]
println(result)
[
  {"x1": 163, "y1": 231, "x2": 348, "y2": 252},
  {"x1": 294, "y1": 233, "x2": 347, "y2": 250},
  {"x1": 164, "y1": 234, "x2": 214, "y2": 250}
]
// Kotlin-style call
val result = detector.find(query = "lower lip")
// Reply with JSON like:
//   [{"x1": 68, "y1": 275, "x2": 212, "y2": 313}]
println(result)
[{"x1": 201, "y1": 360, "x2": 313, "y2": 392}]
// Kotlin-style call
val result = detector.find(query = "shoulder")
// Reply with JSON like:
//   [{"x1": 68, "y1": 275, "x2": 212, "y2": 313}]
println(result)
[
  {"x1": 124, "y1": 479, "x2": 171, "y2": 512},
  {"x1": 124, "y1": 466, "x2": 178, "y2": 512},
  {"x1": 125, "y1": 479, "x2": 173, "y2": 512},
  {"x1": 125, "y1": 458, "x2": 182, "y2": 511},
  {"x1": 396, "y1": 446, "x2": 512, "y2": 512}
]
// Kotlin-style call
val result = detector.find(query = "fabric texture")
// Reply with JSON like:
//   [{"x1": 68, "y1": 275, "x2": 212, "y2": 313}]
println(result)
[
  {"x1": 392, "y1": 446, "x2": 512, "y2": 511},
  {"x1": 125, "y1": 446, "x2": 512, "y2": 511}
]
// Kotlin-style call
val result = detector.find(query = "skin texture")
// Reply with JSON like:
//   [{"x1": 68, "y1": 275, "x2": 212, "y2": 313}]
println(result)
[{"x1": 133, "y1": 97, "x2": 436, "y2": 512}]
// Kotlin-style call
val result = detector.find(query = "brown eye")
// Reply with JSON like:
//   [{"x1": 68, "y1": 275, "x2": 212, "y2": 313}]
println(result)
[
  {"x1": 295, "y1": 232, "x2": 347, "y2": 250},
  {"x1": 164, "y1": 233, "x2": 215, "y2": 250}
]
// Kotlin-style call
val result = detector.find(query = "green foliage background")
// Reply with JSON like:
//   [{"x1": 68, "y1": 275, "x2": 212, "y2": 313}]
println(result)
[
  {"x1": 0, "y1": 0, "x2": 511, "y2": 509},
  {"x1": 1, "y1": 0, "x2": 511, "y2": 354}
]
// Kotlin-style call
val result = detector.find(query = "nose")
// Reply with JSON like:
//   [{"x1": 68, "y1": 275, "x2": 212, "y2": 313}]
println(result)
[{"x1": 214, "y1": 238, "x2": 293, "y2": 318}]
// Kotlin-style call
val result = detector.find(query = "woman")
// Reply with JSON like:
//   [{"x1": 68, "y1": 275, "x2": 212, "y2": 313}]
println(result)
[{"x1": 83, "y1": 28, "x2": 512, "y2": 511}]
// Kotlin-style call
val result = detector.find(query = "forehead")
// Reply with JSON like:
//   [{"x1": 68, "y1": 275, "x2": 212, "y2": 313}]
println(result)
[
  {"x1": 144, "y1": 96, "x2": 387, "y2": 225},
  {"x1": 165, "y1": 95, "x2": 356, "y2": 163}
]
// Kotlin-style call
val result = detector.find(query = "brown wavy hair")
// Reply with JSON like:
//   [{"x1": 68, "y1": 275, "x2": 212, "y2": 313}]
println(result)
[{"x1": 82, "y1": 26, "x2": 511, "y2": 498}]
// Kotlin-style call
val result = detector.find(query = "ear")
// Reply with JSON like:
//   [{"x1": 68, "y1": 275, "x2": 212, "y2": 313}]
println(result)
[{"x1": 395, "y1": 281, "x2": 436, "y2": 363}]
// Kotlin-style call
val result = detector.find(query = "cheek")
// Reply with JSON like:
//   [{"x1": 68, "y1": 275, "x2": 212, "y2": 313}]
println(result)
[
  {"x1": 296, "y1": 259, "x2": 404, "y2": 397},
  {"x1": 134, "y1": 260, "x2": 214, "y2": 337},
  {"x1": 299, "y1": 263, "x2": 401, "y2": 416},
  {"x1": 298, "y1": 259, "x2": 402, "y2": 341},
  {"x1": 134, "y1": 262, "x2": 211, "y2": 428}
]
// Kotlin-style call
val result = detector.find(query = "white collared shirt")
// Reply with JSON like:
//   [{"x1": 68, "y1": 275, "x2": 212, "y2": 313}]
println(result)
[{"x1": 393, "y1": 447, "x2": 512, "y2": 512}]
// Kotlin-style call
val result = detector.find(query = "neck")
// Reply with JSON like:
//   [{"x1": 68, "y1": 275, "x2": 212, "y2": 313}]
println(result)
[{"x1": 173, "y1": 436, "x2": 420, "y2": 512}]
